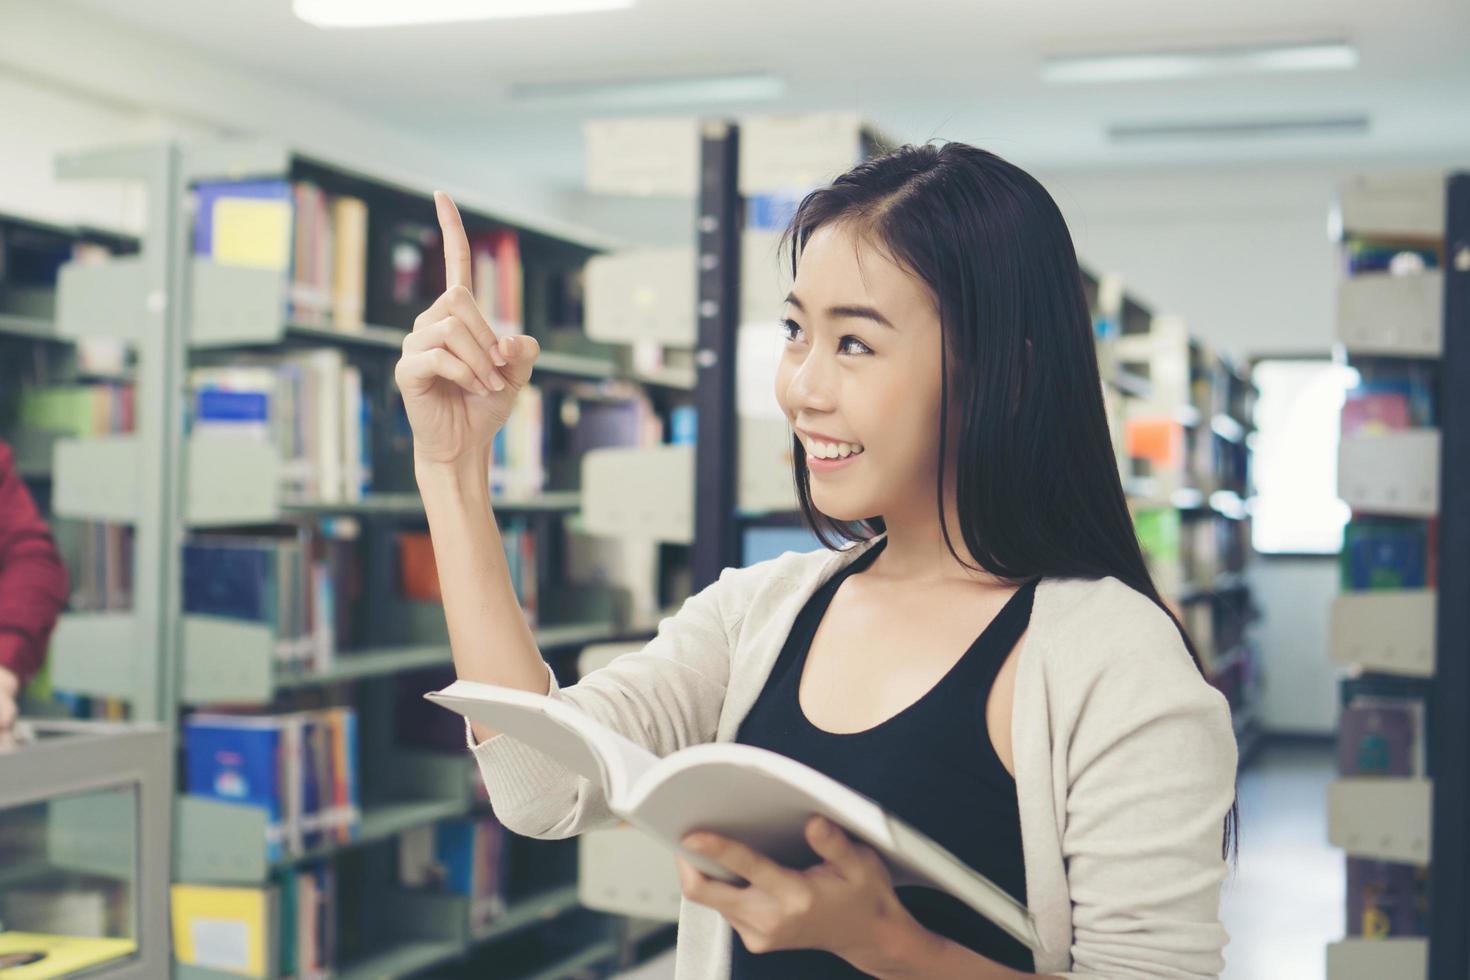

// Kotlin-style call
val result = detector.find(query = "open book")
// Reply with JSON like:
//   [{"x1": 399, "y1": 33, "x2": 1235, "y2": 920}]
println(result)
[{"x1": 425, "y1": 679, "x2": 1043, "y2": 952}]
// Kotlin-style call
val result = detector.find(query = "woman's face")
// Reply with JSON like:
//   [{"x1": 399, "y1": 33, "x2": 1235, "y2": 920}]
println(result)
[{"x1": 774, "y1": 220, "x2": 947, "y2": 524}]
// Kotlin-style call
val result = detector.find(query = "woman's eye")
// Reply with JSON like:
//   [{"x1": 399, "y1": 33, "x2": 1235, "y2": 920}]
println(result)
[{"x1": 779, "y1": 319, "x2": 872, "y2": 356}]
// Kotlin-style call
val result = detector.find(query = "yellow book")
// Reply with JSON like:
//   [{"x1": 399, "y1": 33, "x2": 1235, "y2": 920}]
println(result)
[
  {"x1": 213, "y1": 197, "x2": 293, "y2": 271},
  {"x1": 0, "y1": 932, "x2": 137, "y2": 979},
  {"x1": 170, "y1": 884, "x2": 276, "y2": 978}
]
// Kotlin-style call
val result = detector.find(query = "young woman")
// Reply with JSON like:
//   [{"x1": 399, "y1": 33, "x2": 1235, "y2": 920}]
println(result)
[{"x1": 399, "y1": 142, "x2": 1238, "y2": 979}]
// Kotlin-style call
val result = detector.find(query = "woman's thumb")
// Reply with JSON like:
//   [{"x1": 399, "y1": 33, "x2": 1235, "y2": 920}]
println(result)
[{"x1": 498, "y1": 334, "x2": 540, "y2": 385}]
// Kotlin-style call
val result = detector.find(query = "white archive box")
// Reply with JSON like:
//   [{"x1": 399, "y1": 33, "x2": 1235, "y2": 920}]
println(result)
[
  {"x1": 738, "y1": 111, "x2": 890, "y2": 196},
  {"x1": 575, "y1": 642, "x2": 683, "y2": 923},
  {"x1": 1336, "y1": 270, "x2": 1443, "y2": 357},
  {"x1": 739, "y1": 415, "x2": 798, "y2": 515},
  {"x1": 1326, "y1": 938, "x2": 1427, "y2": 980},
  {"x1": 583, "y1": 117, "x2": 702, "y2": 197},
  {"x1": 1337, "y1": 430, "x2": 1441, "y2": 517},
  {"x1": 584, "y1": 247, "x2": 697, "y2": 348},
  {"x1": 1327, "y1": 777, "x2": 1432, "y2": 864},
  {"x1": 580, "y1": 444, "x2": 695, "y2": 544},
  {"x1": 1336, "y1": 172, "x2": 1446, "y2": 238},
  {"x1": 742, "y1": 228, "x2": 791, "y2": 327},
  {"x1": 579, "y1": 821, "x2": 684, "y2": 922},
  {"x1": 1329, "y1": 590, "x2": 1437, "y2": 678}
]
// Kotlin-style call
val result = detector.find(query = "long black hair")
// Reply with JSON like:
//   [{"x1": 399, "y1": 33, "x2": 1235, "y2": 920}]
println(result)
[{"x1": 779, "y1": 140, "x2": 1238, "y2": 862}]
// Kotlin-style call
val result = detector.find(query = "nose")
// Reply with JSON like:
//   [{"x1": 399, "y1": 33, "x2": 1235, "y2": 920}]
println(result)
[{"x1": 781, "y1": 344, "x2": 839, "y2": 414}]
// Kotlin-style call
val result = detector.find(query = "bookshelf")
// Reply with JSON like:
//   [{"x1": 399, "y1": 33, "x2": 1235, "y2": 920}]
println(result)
[
  {"x1": 1095, "y1": 299, "x2": 1261, "y2": 755},
  {"x1": 2, "y1": 138, "x2": 697, "y2": 978},
  {"x1": 1323, "y1": 171, "x2": 1466, "y2": 980}
]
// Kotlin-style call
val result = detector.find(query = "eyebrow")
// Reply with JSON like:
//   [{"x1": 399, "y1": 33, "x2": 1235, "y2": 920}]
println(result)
[{"x1": 784, "y1": 293, "x2": 896, "y2": 330}]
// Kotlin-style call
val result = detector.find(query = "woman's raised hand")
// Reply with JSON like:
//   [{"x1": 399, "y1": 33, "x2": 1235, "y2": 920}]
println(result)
[{"x1": 395, "y1": 191, "x2": 540, "y2": 467}]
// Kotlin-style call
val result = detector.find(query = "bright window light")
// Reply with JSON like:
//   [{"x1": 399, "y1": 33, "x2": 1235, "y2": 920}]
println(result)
[
  {"x1": 294, "y1": 0, "x2": 635, "y2": 28},
  {"x1": 1042, "y1": 42, "x2": 1358, "y2": 84},
  {"x1": 1250, "y1": 359, "x2": 1358, "y2": 555}
]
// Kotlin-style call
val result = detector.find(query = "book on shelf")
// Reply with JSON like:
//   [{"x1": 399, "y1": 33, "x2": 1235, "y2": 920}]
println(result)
[
  {"x1": 182, "y1": 707, "x2": 361, "y2": 860},
  {"x1": 1340, "y1": 519, "x2": 1433, "y2": 591},
  {"x1": 424, "y1": 680, "x2": 1043, "y2": 953},
  {"x1": 191, "y1": 179, "x2": 369, "y2": 333},
  {"x1": 188, "y1": 348, "x2": 372, "y2": 503},
  {"x1": 490, "y1": 383, "x2": 545, "y2": 500},
  {"x1": 182, "y1": 525, "x2": 360, "y2": 674},
  {"x1": 171, "y1": 874, "x2": 337, "y2": 980},
  {"x1": 1346, "y1": 858, "x2": 1428, "y2": 938},
  {"x1": 393, "y1": 518, "x2": 537, "y2": 626},
  {"x1": 398, "y1": 816, "x2": 510, "y2": 929}
]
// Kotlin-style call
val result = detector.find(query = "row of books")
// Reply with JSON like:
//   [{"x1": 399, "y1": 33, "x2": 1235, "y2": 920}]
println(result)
[
  {"x1": 183, "y1": 525, "x2": 361, "y2": 675},
  {"x1": 190, "y1": 349, "x2": 372, "y2": 504},
  {"x1": 396, "y1": 517, "x2": 538, "y2": 627},
  {"x1": 15, "y1": 381, "x2": 134, "y2": 438},
  {"x1": 1340, "y1": 234, "x2": 1441, "y2": 277},
  {"x1": 398, "y1": 817, "x2": 510, "y2": 933},
  {"x1": 1125, "y1": 415, "x2": 1247, "y2": 497},
  {"x1": 1340, "y1": 682, "x2": 1429, "y2": 939},
  {"x1": 1340, "y1": 362, "x2": 1436, "y2": 436},
  {"x1": 57, "y1": 520, "x2": 133, "y2": 613},
  {"x1": 183, "y1": 708, "x2": 361, "y2": 860},
  {"x1": 191, "y1": 179, "x2": 524, "y2": 334},
  {"x1": 193, "y1": 179, "x2": 365, "y2": 329},
  {"x1": 172, "y1": 866, "x2": 336, "y2": 980},
  {"x1": 0, "y1": 214, "x2": 135, "y2": 320}
]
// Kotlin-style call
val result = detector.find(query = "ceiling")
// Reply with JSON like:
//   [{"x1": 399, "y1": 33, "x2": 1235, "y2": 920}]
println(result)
[{"x1": 54, "y1": 0, "x2": 1470, "y2": 190}]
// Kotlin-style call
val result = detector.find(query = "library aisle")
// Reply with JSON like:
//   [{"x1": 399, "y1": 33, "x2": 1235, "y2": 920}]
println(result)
[{"x1": 0, "y1": 3, "x2": 1467, "y2": 979}]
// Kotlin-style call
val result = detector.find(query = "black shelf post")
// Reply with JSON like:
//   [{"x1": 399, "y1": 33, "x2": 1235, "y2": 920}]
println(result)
[
  {"x1": 1429, "y1": 172, "x2": 1470, "y2": 980},
  {"x1": 692, "y1": 120, "x2": 742, "y2": 590}
]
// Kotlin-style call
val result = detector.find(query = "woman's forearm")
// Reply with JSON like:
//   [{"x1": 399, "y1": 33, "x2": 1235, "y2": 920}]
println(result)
[{"x1": 416, "y1": 452, "x2": 549, "y2": 741}]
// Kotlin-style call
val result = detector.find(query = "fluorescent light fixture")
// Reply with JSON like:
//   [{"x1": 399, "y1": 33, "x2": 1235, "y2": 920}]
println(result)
[
  {"x1": 294, "y1": 0, "x2": 635, "y2": 28},
  {"x1": 1108, "y1": 115, "x2": 1370, "y2": 142},
  {"x1": 1042, "y1": 41, "x2": 1358, "y2": 84},
  {"x1": 508, "y1": 73, "x2": 785, "y2": 108}
]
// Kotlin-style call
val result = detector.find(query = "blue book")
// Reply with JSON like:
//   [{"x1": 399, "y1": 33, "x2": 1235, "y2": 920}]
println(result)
[
  {"x1": 433, "y1": 819, "x2": 479, "y2": 896},
  {"x1": 182, "y1": 542, "x2": 277, "y2": 625},
  {"x1": 196, "y1": 388, "x2": 270, "y2": 424},
  {"x1": 345, "y1": 710, "x2": 360, "y2": 839},
  {"x1": 183, "y1": 715, "x2": 288, "y2": 861},
  {"x1": 1342, "y1": 520, "x2": 1427, "y2": 590}
]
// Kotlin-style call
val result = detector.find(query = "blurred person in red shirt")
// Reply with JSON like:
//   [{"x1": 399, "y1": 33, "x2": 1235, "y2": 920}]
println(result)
[{"x1": 0, "y1": 438, "x2": 69, "y2": 728}]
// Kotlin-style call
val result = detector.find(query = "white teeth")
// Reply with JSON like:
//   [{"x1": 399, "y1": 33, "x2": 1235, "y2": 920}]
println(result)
[{"x1": 806, "y1": 437, "x2": 863, "y2": 459}]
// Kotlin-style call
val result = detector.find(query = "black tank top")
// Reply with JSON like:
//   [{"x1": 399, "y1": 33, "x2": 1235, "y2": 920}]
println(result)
[{"x1": 730, "y1": 537, "x2": 1036, "y2": 977}]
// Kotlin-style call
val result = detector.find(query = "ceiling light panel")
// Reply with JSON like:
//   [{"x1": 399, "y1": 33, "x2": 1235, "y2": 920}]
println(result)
[
  {"x1": 1043, "y1": 41, "x2": 1358, "y2": 84},
  {"x1": 294, "y1": 0, "x2": 636, "y2": 29}
]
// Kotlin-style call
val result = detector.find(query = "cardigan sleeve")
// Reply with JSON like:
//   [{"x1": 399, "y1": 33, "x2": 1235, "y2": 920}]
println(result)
[
  {"x1": 466, "y1": 560, "x2": 753, "y2": 840},
  {"x1": 1055, "y1": 597, "x2": 1238, "y2": 979}
]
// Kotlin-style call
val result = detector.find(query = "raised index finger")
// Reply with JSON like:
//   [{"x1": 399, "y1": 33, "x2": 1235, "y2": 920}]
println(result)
[{"x1": 434, "y1": 190, "x2": 472, "y2": 292}]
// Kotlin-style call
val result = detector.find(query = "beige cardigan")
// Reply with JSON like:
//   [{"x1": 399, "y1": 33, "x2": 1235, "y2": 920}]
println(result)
[{"x1": 468, "y1": 533, "x2": 1237, "y2": 978}]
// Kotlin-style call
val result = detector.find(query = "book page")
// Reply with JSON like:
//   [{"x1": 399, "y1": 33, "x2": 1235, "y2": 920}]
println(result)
[
  {"x1": 622, "y1": 742, "x2": 893, "y2": 882},
  {"x1": 424, "y1": 680, "x2": 660, "y2": 805},
  {"x1": 624, "y1": 742, "x2": 1042, "y2": 952}
]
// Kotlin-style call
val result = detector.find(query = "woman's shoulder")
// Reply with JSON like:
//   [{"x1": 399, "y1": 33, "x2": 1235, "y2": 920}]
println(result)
[
  {"x1": 711, "y1": 542, "x2": 861, "y2": 611},
  {"x1": 1031, "y1": 574, "x2": 1209, "y2": 690}
]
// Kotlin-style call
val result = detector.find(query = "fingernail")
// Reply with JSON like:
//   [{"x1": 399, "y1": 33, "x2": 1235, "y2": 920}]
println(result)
[
  {"x1": 490, "y1": 349, "x2": 507, "y2": 367},
  {"x1": 490, "y1": 376, "x2": 505, "y2": 391}
]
